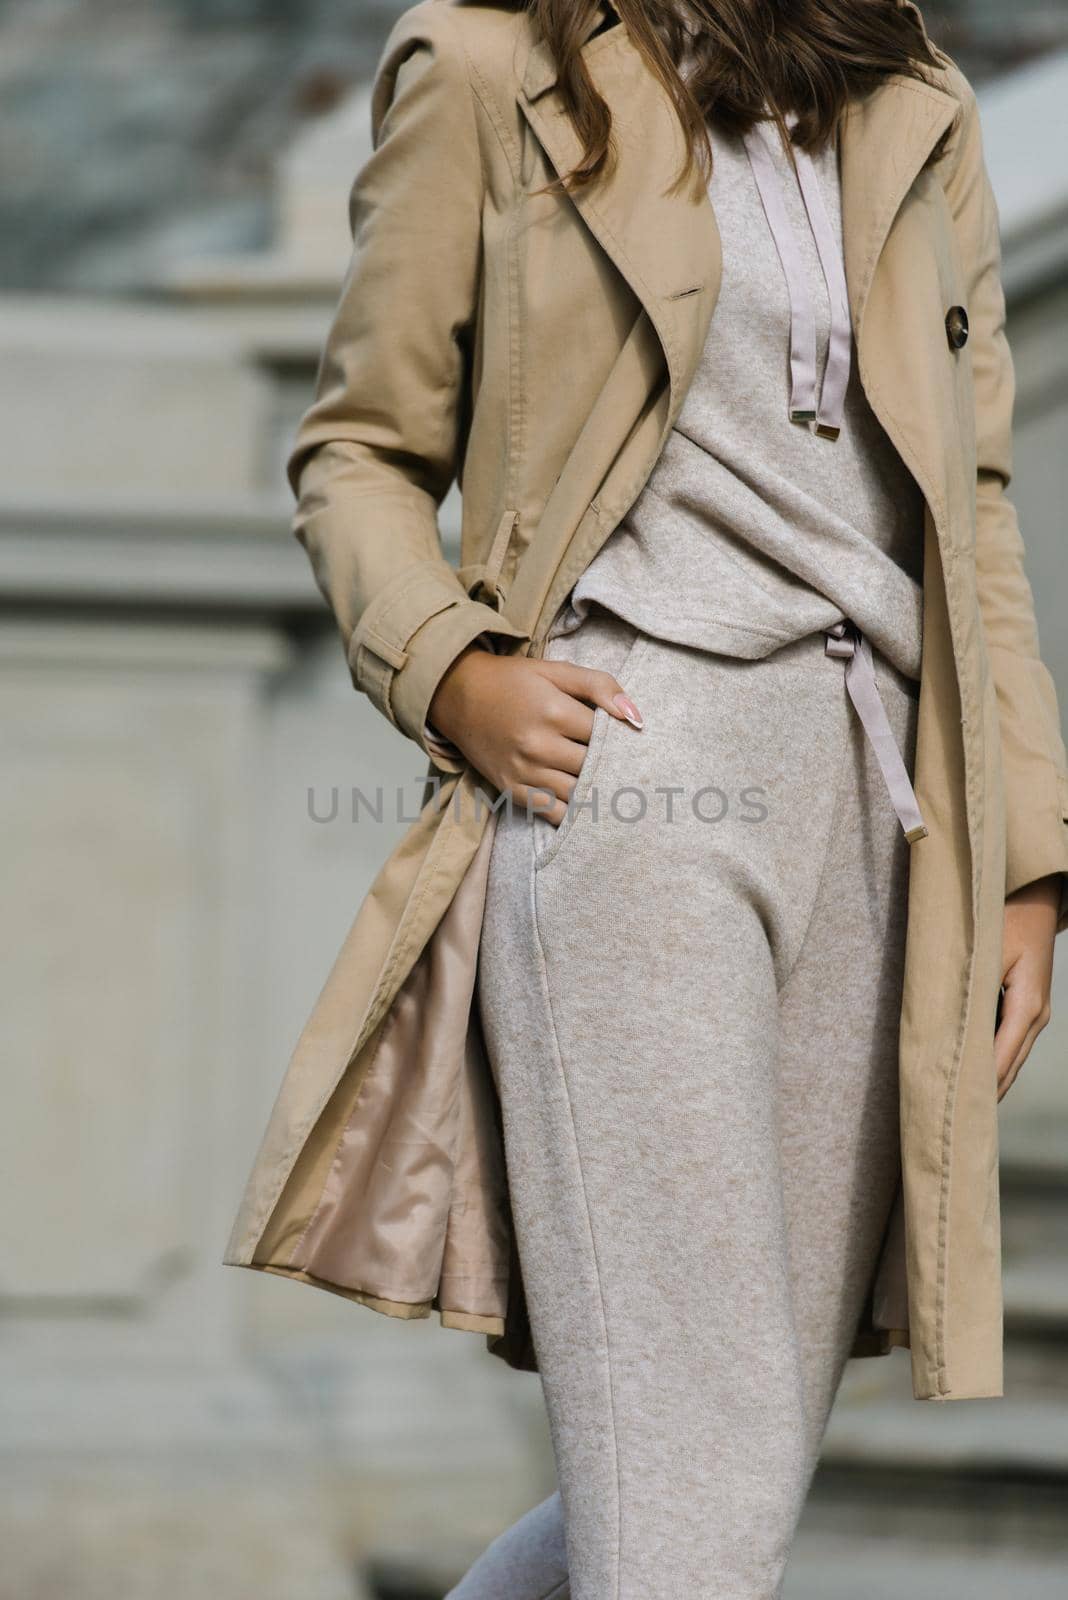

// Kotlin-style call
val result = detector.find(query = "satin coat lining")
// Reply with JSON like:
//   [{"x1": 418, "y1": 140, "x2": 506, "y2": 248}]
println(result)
[{"x1": 284, "y1": 814, "x2": 511, "y2": 1322}]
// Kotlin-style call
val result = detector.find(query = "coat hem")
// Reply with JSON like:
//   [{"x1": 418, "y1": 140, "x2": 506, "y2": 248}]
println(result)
[{"x1": 225, "y1": 1258, "x2": 507, "y2": 1335}]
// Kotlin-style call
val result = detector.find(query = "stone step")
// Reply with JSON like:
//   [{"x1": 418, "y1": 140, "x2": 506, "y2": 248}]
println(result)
[
  {"x1": 808, "y1": 1341, "x2": 1068, "y2": 1548},
  {"x1": 807, "y1": 1455, "x2": 1067, "y2": 1550},
  {"x1": 1002, "y1": 1235, "x2": 1068, "y2": 1335},
  {"x1": 825, "y1": 1342, "x2": 1068, "y2": 1475},
  {"x1": 994, "y1": 1160, "x2": 1067, "y2": 1335},
  {"x1": 783, "y1": 1532, "x2": 1068, "y2": 1600},
  {"x1": 984, "y1": 1116, "x2": 1068, "y2": 1334}
]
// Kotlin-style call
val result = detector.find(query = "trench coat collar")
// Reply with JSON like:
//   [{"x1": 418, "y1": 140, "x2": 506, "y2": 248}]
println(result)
[{"x1": 518, "y1": 1, "x2": 962, "y2": 430}]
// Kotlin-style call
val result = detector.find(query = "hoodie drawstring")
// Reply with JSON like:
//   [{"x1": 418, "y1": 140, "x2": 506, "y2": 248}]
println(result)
[{"x1": 741, "y1": 117, "x2": 853, "y2": 440}]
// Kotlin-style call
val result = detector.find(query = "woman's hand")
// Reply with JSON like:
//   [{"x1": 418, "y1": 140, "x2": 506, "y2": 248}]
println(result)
[
  {"x1": 428, "y1": 643, "x2": 644, "y2": 825},
  {"x1": 995, "y1": 873, "x2": 1060, "y2": 1099}
]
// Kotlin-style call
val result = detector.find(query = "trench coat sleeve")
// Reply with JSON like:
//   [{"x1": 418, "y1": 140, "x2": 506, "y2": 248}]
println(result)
[
  {"x1": 941, "y1": 72, "x2": 1068, "y2": 932},
  {"x1": 285, "y1": 1, "x2": 529, "y2": 770}
]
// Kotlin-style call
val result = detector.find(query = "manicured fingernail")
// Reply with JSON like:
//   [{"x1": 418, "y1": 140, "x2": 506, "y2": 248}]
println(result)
[{"x1": 613, "y1": 694, "x2": 643, "y2": 729}]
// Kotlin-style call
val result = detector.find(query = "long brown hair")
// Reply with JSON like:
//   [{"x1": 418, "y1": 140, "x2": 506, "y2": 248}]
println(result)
[{"x1": 528, "y1": 0, "x2": 943, "y2": 197}]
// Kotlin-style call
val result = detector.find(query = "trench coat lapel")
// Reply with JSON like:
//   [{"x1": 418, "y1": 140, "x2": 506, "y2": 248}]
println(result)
[
  {"x1": 838, "y1": 75, "x2": 960, "y2": 345},
  {"x1": 519, "y1": 8, "x2": 721, "y2": 434},
  {"x1": 519, "y1": 9, "x2": 960, "y2": 437}
]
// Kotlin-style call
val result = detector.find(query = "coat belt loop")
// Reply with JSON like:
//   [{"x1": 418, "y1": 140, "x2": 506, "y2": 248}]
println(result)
[{"x1": 482, "y1": 508, "x2": 520, "y2": 605}]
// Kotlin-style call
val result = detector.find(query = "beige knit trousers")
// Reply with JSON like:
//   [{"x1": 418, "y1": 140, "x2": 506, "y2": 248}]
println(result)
[{"x1": 457, "y1": 604, "x2": 919, "y2": 1600}]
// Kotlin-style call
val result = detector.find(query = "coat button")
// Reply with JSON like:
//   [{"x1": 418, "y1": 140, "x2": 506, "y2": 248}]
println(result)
[{"x1": 945, "y1": 304, "x2": 969, "y2": 349}]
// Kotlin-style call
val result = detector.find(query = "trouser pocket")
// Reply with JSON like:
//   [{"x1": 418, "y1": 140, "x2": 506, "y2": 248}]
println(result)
[{"x1": 531, "y1": 605, "x2": 650, "y2": 873}]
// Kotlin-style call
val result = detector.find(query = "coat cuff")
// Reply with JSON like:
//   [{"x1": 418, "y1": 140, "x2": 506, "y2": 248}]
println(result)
[
  {"x1": 1003, "y1": 772, "x2": 1068, "y2": 934},
  {"x1": 991, "y1": 648, "x2": 1068, "y2": 932},
  {"x1": 998, "y1": 790, "x2": 1068, "y2": 940},
  {"x1": 347, "y1": 562, "x2": 528, "y2": 765}
]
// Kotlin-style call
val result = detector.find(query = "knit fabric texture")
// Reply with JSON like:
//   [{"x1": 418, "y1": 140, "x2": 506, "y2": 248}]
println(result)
[
  {"x1": 566, "y1": 117, "x2": 926, "y2": 681},
  {"x1": 470, "y1": 607, "x2": 919, "y2": 1599}
]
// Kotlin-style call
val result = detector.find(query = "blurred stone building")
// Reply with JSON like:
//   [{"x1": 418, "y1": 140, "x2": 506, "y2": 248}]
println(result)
[{"x1": 1, "y1": 4, "x2": 1066, "y2": 1598}]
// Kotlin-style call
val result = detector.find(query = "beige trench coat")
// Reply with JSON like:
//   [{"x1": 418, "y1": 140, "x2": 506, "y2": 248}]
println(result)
[{"x1": 226, "y1": 0, "x2": 1068, "y2": 1402}]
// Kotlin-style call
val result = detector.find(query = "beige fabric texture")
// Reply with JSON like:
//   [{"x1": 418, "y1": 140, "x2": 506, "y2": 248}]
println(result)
[{"x1": 469, "y1": 606, "x2": 919, "y2": 1599}]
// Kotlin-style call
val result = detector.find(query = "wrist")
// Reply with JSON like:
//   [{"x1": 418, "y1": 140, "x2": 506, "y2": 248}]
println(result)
[{"x1": 427, "y1": 642, "x2": 490, "y2": 746}]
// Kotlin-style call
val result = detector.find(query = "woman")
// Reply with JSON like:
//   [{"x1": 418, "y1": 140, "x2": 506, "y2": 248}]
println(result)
[{"x1": 225, "y1": 2, "x2": 1068, "y2": 1596}]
